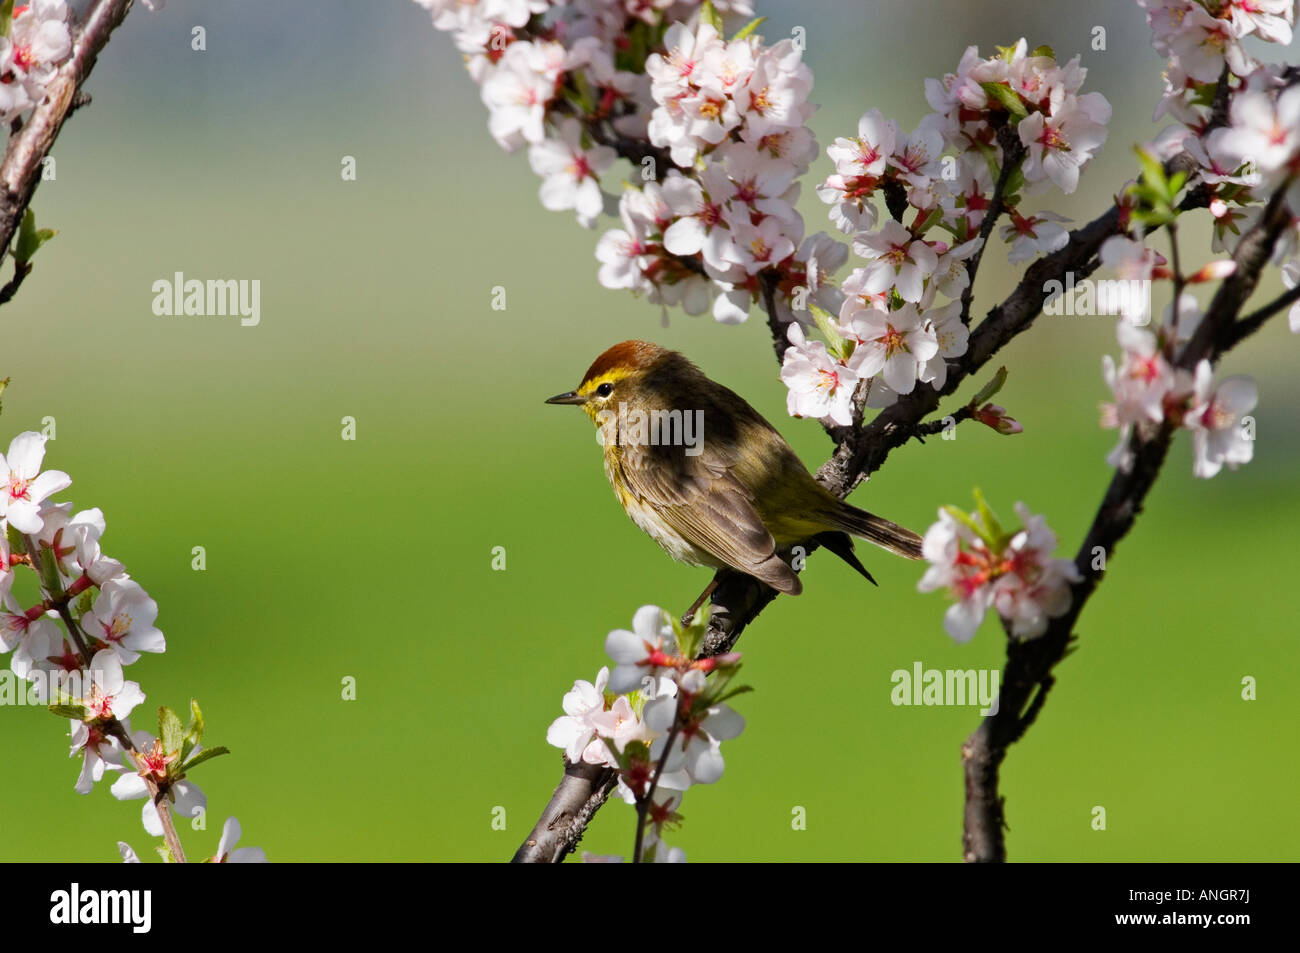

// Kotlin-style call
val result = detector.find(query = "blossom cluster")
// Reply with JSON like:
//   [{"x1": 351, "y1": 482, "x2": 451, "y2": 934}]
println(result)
[
  {"x1": 918, "y1": 494, "x2": 1081, "y2": 643},
  {"x1": 0, "y1": 2, "x2": 73, "y2": 124},
  {"x1": 1135, "y1": 0, "x2": 1299, "y2": 279},
  {"x1": 414, "y1": 0, "x2": 842, "y2": 325},
  {"x1": 597, "y1": 13, "x2": 832, "y2": 324},
  {"x1": 547, "y1": 604, "x2": 746, "y2": 862},
  {"x1": 1, "y1": 431, "x2": 262, "y2": 862},
  {"x1": 782, "y1": 39, "x2": 1111, "y2": 427},
  {"x1": 1092, "y1": 2, "x2": 1299, "y2": 477},
  {"x1": 1097, "y1": 243, "x2": 1257, "y2": 477}
]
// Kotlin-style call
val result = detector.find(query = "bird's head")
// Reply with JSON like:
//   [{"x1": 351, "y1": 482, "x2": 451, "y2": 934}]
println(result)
[{"x1": 545, "y1": 340, "x2": 671, "y2": 424}]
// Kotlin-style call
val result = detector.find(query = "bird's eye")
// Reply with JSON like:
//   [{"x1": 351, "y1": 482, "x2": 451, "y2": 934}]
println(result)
[{"x1": 596, "y1": 382, "x2": 614, "y2": 398}]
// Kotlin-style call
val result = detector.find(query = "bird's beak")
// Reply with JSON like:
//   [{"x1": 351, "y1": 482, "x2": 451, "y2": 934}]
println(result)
[{"x1": 545, "y1": 391, "x2": 587, "y2": 406}]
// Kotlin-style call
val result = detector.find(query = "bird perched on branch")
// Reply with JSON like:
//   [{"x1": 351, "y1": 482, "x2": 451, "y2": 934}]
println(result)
[{"x1": 546, "y1": 340, "x2": 923, "y2": 602}]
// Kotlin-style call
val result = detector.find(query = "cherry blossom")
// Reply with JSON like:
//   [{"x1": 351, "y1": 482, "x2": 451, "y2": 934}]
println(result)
[
  {"x1": 605, "y1": 604, "x2": 677, "y2": 694},
  {"x1": 67, "y1": 651, "x2": 144, "y2": 794},
  {"x1": 1100, "y1": 321, "x2": 1176, "y2": 471},
  {"x1": 918, "y1": 300, "x2": 969, "y2": 390},
  {"x1": 1, "y1": 432, "x2": 71, "y2": 534},
  {"x1": 826, "y1": 108, "x2": 897, "y2": 180},
  {"x1": 546, "y1": 666, "x2": 618, "y2": 766},
  {"x1": 1184, "y1": 362, "x2": 1257, "y2": 478},
  {"x1": 528, "y1": 118, "x2": 615, "y2": 227},
  {"x1": 1000, "y1": 208, "x2": 1071, "y2": 264},
  {"x1": 80, "y1": 578, "x2": 166, "y2": 666},
  {"x1": 918, "y1": 499, "x2": 1081, "y2": 642},
  {"x1": 1018, "y1": 93, "x2": 1111, "y2": 194},
  {"x1": 780, "y1": 323, "x2": 858, "y2": 426},
  {"x1": 850, "y1": 220, "x2": 939, "y2": 303},
  {"x1": 111, "y1": 730, "x2": 207, "y2": 838},
  {"x1": 214, "y1": 816, "x2": 269, "y2": 863},
  {"x1": 1206, "y1": 85, "x2": 1300, "y2": 213},
  {"x1": 841, "y1": 303, "x2": 940, "y2": 395}
]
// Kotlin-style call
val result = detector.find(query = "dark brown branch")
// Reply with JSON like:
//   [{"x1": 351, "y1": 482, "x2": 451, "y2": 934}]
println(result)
[
  {"x1": 960, "y1": 124, "x2": 1024, "y2": 326},
  {"x1": 1217, "y1": 278, "x2": 1300, "y2": 350},
  {"x1": 0, "y1": 260, "x2": 32, "y2": 305},
  {"x1": 913, "y1": 404, "x2": 974, "y2": 439},
  {"x1": 881, "y1": 180, "x2": 909, "y2": 223},
  {"x1": 581, "y1": 115, "x2": 674, "y2": 183},
  {"x1": 760, "y1": 268, "x2": 787, "y2": 363},
  {"x1": 959, "y1": 184, "x2": 1297, "y2": 862}
]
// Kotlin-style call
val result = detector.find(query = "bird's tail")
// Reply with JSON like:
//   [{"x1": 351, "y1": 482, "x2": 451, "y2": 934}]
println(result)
[{"x1": 826, "y1": 502, "x2": 924, "y2": 560}]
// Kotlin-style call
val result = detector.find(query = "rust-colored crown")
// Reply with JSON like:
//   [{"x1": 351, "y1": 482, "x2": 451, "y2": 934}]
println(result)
[{"x1": 580, "y1": 340, "x2": 668, "y2": 386}]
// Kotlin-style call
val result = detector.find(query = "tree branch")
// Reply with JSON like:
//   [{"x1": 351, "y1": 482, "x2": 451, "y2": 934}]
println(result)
[
  {"x1": 510, "y1": 759, "x2": 617, "y2": 863},
  {"x1": 1217, "y1": 271, "x2": 1300, "y2": 349},
  {"x1": 960, "y1": 184, "x2": 1297, "y2": 862},
  {"x1": 0, "y1": 0, "x2": 136, "y2": 256},
  {"x1": 959, "y1": 124, "x2": 1023, "y2": 326}
]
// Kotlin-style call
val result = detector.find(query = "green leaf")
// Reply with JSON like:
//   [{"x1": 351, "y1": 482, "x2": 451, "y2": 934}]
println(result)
[
  {"x1": 37, "y1": 544, "x2": 61, "y2": 592},
  {"x1": 566, "y1": 70, "x2": 595, "y2": 115},
  {"x1": 0, "y1": 376, "x2": 8, "y2": 417},
  {"x1": 699, "y1": 0, "x2": 724, "y2": 32},
  {"x1": 0, "y1": 1, "x2": 13, "y2": 39},
  {"x1": 713, "y1": 684, "x2": 755, "y2": 705},
  {"x1": 674, "y1": 609, "x2": 702, "y2": 660},
  {"x1": 185, "y1": 698, "x2": 205, "y2": 747},
  {"x1": 980, "y1": 82, "x2": 1028, "y2": 121},
  {"x1": 971, "y1": 366, "x2": 1009, "y2": 407},
  {"x1": 914, "y1": 205, "x2": 945, "y2": 237},
  {"x1": 182, "y1": 745, "x2": 231, "y2": 772},
  {"x1": 5, "y1": 522, "x2": 24, "y2": 554},
  {"x1": 1189, "y1": 82, "x2": 1218, "y2": 108},
  {"x1": 972, "y1": 139, "x2": 1000, "y2": 183},
  {"x1": 732, "y1": 16, "x2": 766, "y2": 40},
  {"x1": 1030, "y1": 45, "x2": 1055, "y2": 59},
  {"x1": 1127, "y1": 147, "x2": 1183, "y2": 226},
  {"x1": 1134, "y1": 146, "x2": 1164, "y2": 185},
  {"x1": 1002, "y1": 161, "x2": 1025, "y2": 200},
  {"x1": 49, "y1": 704, "x2": 87, "y2": 719},
  {"x1": 159, "y1": 706, "x2": 184, "y2": 762},
  {"x1": 809, "y1": 301, "x2": 850, "y2": 361},
  {"x1": 972, "y1": 489, "x2": 1007, "y2": 551},
  {"x1": 14, "y1": 209, "x2": 56, "y2": 265}
]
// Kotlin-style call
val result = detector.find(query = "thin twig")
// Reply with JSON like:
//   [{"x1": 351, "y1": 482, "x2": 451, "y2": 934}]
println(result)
[
  {"x1": 1219, "y1": 282, "x2": 1300, "y2": 350},
  {"x1": 632, "y1": 705, "x2": 683, "y2": 864},
  {"x1": 960, "y1": 124, "x2": 1024, "y2": 326},
  {"x1": 0, "y1": 260, "x2": 31, "y2": 305}
]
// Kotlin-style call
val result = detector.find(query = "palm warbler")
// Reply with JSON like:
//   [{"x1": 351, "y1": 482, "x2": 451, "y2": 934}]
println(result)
[{"x1": 546, "y1": 340, "x2": 923, "y2": 596}]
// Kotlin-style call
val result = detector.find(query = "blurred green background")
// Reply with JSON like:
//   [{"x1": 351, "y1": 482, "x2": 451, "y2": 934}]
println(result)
[{"x1": 1, "y1": 0, "x2": 1295, "y2": 862}]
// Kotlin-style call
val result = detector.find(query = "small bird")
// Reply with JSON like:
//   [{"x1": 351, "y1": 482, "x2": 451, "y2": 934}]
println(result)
[{"x1": 546, "y1": 340, "x2": 923, "y2": 601}]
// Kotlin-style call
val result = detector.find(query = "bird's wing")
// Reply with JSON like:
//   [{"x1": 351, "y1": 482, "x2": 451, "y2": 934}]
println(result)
[{"x1": 619, "y1": 441, "x2": 801, "y2": 594}]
